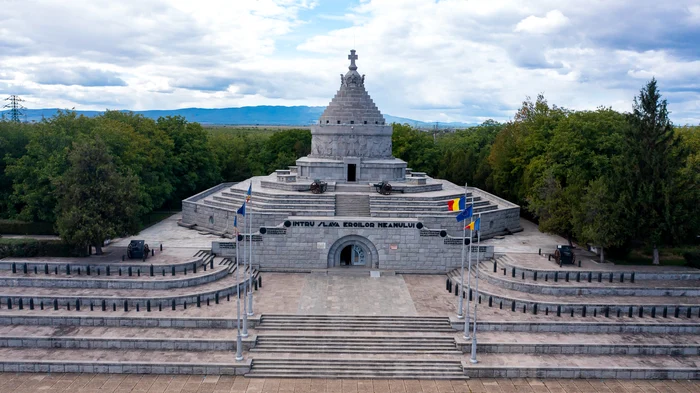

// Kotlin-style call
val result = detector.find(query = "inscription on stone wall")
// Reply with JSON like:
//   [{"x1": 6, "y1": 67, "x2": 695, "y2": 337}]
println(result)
[{"x1": 290, "y1": 220, "x2": 417, "y2": 229}]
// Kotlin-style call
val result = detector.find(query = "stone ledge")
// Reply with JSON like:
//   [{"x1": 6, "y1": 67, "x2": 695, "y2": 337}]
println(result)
[{"x1": 0, "y1": 359, "x2": 252, "y2": 375}]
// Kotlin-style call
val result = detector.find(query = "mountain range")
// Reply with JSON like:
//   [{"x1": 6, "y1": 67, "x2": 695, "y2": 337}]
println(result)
[{"x1": 3, "y1": 106, "x2": 476, "y2": 128}]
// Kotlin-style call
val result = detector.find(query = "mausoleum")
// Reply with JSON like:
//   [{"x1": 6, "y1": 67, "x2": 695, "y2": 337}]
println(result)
[{"x1": 182, "y1": 50, "x2": 521, "y2": 272}]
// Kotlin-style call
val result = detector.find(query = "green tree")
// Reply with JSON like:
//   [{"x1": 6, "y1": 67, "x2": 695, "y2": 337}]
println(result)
[
  {"x1": 391, "y1": 123, "x2": 440, "y2": 174},
  {"x1": 622, "y1": 79, "x2": 688, "y2": 264},
  {"x1": 0, "y1": 120, "x2": 31, "y2": 218},
  {"x1": 55, "y1": 137, "x2": 140, "y2": 254}
]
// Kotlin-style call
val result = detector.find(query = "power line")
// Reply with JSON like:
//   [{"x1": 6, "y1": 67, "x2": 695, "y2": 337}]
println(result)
[{"x1": 3, "y1": 95, "x2": 26, "y2": 123}]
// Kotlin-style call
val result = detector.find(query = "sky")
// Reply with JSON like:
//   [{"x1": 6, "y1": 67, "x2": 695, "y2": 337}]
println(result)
[{"x1": 1, "y1": 0, "x2": 699, "y2": 125}]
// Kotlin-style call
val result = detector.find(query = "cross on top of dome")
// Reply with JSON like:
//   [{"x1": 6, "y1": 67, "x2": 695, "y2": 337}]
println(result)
[{"x1": 348, "y1": 49, "x2": 358, "y2": 71}]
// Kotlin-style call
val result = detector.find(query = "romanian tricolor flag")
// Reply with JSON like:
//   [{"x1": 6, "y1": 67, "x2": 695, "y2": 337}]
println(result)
[
  {"x1": 464, "y1": 217, "x2": 481, "y2": 231},
  {"x1": 447, "y1": 195, "x2": 466, "y2": 211}
]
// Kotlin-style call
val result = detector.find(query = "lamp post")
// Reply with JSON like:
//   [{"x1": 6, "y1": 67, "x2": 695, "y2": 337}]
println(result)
[
  {"x1": 457, "y1": 182, "x2": 467, "y2": 319},
  {"x1": 235, "y1": 232, "x2": 243, "y2": 361},
  {"x1": 470, "y1": 215, "x2": 482, "y2": 363}
]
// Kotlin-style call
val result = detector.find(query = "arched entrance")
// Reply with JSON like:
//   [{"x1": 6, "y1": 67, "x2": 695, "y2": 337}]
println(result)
[{"x1": 327, "y1": 235, "x2": 379, "y2": 268}]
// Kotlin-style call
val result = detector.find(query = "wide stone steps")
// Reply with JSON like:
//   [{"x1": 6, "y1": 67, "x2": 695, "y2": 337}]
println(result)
[
  {"x1": 463, "y1": 353, "x2": 700, "y2": 379},
  {"x1": 202, "y1": 199, "x2": 334, "y2": 216},
  {"x1": 256, "y1": 315, "x2": 454, "y2": 332},
  {"x1": 335, "y1": 194, "x2": 370, "y2": 217},
  {"x1": 460, "y1": 332, "x2": 700, "y2": 355},
  {"x1": 0, "y1": 347, "x2": 248, "y2": 374},
  {"x1": 372, "y1": 204, "x2": 498, "y2": 217},
  {"x1": 221, "y1": 191, "x2": 335, "y2": 205},
  {"x1": 213, "y1": 195, "x2": 335, "y2": 210},
  {"x1": 252, "y1": 335, "x2": 460, "y2": 354},
  {"x1": 477, "y1": 262, "x2": 700, "y2": 297},
  {"x1": 370, "y1": 200, "x2": 492, "y2": 213},
  {"x1": 246, "y1": 358, "x2": 465, "y2": 379},
  {"x1": 447, "y1": 266, "x2": 700, "y2": 313}
]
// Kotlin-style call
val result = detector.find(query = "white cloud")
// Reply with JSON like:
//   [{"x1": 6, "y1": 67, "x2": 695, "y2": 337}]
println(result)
[
  {"x1": 0, "y1": 0, "x2": 698, "y2": 124},
  {"x1": 514, "y1": 10, "x2": 570, "y2": 34}
]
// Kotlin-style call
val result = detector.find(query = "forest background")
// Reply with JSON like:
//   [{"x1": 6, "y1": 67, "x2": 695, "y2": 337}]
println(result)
[{"x1": 0, "y1": 80, "x2": 698, "y2": 263}]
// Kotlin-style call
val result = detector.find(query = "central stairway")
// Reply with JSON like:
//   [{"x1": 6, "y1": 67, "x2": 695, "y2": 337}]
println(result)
[
  {"x1": 335, "y1": 194, "x2": 370, "y2": 216},
  {"x1": 247, "y1": 314, "x2": 465, "y2": 378}
]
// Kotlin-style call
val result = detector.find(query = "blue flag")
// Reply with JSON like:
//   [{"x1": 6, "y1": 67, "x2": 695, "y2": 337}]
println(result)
[
  {"x1": 246, "y1": 183, "x2": 252, "y2": 202},
  {"x1": 237, "y1": 202, "x2": 246, "y2": 217},
  {"x1": 455, "y1": 205, "x2": 473, "y2": 222},
  {"x1": 474, "y1": 217, "x2": 480, "y2": 231}
]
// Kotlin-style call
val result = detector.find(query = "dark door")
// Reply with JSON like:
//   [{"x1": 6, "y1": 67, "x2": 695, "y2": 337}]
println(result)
[{"x1": 347, "y1": 164, "x2": 357, "y2": 182}]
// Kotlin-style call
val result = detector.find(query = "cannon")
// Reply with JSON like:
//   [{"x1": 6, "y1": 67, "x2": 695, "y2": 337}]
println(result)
[
  {"x1": 553, "y1": 245, "x2": 575, "y2": 266},
  {"x1": 310, "y1": 180, "x2": 327, "y2": 194},
  {"x1": 373, "y1": 181, "x2": 392, "y2": 195},
  {"x1": 127, "y1": 240, "x2": 150, "y2": 260}
]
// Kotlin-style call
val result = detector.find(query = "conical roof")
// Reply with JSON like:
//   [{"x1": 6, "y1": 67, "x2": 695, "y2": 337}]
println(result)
[{"x1": 319, "y1": 50, "x2": 386, "y2": 126}]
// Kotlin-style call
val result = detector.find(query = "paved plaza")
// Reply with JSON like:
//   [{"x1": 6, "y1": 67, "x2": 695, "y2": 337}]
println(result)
[{"x1": 2, "y1": 373, "x2": 700, "y2": 393}]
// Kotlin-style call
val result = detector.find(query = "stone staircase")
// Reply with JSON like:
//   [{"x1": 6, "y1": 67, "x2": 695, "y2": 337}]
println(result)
[
  {"x1": 251, "y1": 335, "x2": 461, "y2": 354},
  {"x1": 255, "y1": 315, "x2": 454, "y2": 332},
  {"x1": 335, "y1": 194, "x2": 370, "y2": 217},
  {"x1": 247, "y1": 358, "x2": 465, "y2": 379}
]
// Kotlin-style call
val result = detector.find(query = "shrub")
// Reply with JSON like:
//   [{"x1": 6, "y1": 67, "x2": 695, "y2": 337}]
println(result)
[
  {"x1": 0, "y1": 220, "x2": 56, "y2": 235},
  {"x1": 684, "y1": 252, "x2": 700, "y2": 269},
  {"x1": 0, "y1": 239, "x2": 86, "y2": 258}
]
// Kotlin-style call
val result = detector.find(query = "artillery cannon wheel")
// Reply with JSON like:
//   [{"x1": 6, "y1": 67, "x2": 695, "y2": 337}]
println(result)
[
  {"x1": 380, "y1": 182, "x2": 392, "y2": 195},
  {"x1": 310, "y1": 181, "x2": 327, "y2": 194}
]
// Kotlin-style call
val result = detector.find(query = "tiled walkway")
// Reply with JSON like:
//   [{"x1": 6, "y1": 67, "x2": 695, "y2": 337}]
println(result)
[{"x1": 1, "y1": 373, "x2": 699, "y2": 392}]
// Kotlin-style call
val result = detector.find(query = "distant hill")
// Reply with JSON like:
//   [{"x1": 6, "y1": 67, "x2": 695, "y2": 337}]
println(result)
[{"x1": 5, "y1": 106, "x2": 476, "y2": 128}]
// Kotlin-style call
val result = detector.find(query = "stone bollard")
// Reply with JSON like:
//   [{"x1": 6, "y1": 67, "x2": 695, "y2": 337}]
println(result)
[
  {"x1": 259, "y1": 275, "x2": 262, "y2": 288},
  {"x1": 147, "y1": 300, "x2": 151, "y2": 312},
  {"x1": 620, "y1": 273, "x2": 624, "y2": 283},
  {"x1": 210, "y1": 259, "x2": 214, "y2": 269},
  {"x1": 128, "y1": 267, "x2": 132, "y2": 277},
  {"x1": 216, "y1": 293, "x2": 220, "y2": 304},
  {"x1": 617, "y1": 309, "x2": 621, "y2": 318},
  {"x1": 172, "y1": 300, "x2": 176, "y2": 310},
  {"x1": 545, "y1": 307, "x2": 548, "y2": 316},
  {"x1": 499, "y1": 301, "x2": 503, "y2": 309},
  {"x1": 639, "y1": 307, "x2": 643, "y2": 318},
  {"x1": 159, "y1": 303, "x2": 162, "y2": 312},
  {"x1": 554, "y1": 272, "x2": 558, "y2": 282},
  {"x1": 11, "y1": 263, "x2": 16, "y2": 274},
  {"x1": 160, "y1": 244, "x2": 163, "y2": 251},
  {"x1": 598, "y1": 272, "x2": 602, "y2": 282},
  {"x1": 184, "y1": 301, "x2": 187, "y2": 309},
  {"x1": 197, "y1": 296, "x2": 201, "y2": 308},
  {"x1": 206, "y1": 298, "x2": 210, "y2": 306},
  {"x1": 23, "y1": 263, "x2": 27, "y2": 274},
  {"x1": 565, "y1": 272, "x2": 569, "y2": 282},
  {"x1": 102, "y1": 300, "x2": 106, "y2": 311},
  {"x1": 18, "y1": 298, "x2": 23, "y2": 310},
  {"x1": 488, "y1": 296, "x2": 492, "y2": 307},
  {"x1": 588, "y1": 273, "x2": 592, "y2": 283},
  {"x1": 609, "y1": 273, "x2": 613, "y2": 283},
  {"x1": 34, "y1": 266, "x2": 37, "y2": 274},
  {"x1": 605, "y1": 306, "x2": 610, "y2": 318},
  {"x1": 570, "y1": 309, "x2": 574, "y2": 317},
  {"x1": 40, "y1": 301, "x2": 44, "y2": 310},
  {"x1": 124, "y1": 301, "x2": 128, "y2": 312},
  {"x1": 45, "y1": 264, "x2": 49, "y2": 275},
  {"x1": 162, "y1": 269, "x2": 165, "y2": 276},
  {"x1": 151, "y1": 249, "x2": 154, "y2": 257},
  {"x1": 87, "y1": 266, "x2": 91, "y2": 275},
  {"x1": 67, "y1": 302, "x2": 71, "y2": 311},
  {"x1": 184, "y1": 267, "x2": 187, "y2": 275},
  {"x1": 548, "y1": 255, "x2": 551, "y2": 261},
  {"x1": 479, "y1": 295, "x2": 482, "y2": 304},
  {"x1": 254, "y1": 280, "x2": 258, "y2": 291},
  {"x1": 137, "y1": 269, "x2": 141, "y2": 277},
  {"x1": 54, "y1": 299, "x2": 58, "y2": 310},
  {"x1": 172, "y1": 266, "x2": 176, "y2": 276},
  {"x1": 493, "y1": 261, "x2": 497, "y2": 272},
  {"x1": 593, "y1": 308, "x2": 597, "y2": 317},
  {"x1": 582, "y1": 306, "x2": 586, "y2": 317},
  {"x1": 663, "y1": 307, "x2": 668, "y2": 318},
  {"x1": 227, "y1": 294, "x2": 231, "y2": 302},
  {"x1": 90, "y1": 302, "x2": 94, "y2": 311},
  {"x1": 675, "y1": 307, "x2": 680, "y2": 318},
  {"x1": 545, "y1": 274, "x2": 548, "y2": 282},
  {"x1": 136, "y1": 303, "x2": 139, "y2": 312},
  {"x1": 539, "y1": 248, "x2": 541, "y2": 255},
  {"x1": 454, "y1": 283, "x2": 459, "y2": 296},
  {"x1": 578, "y1": 260, "x2": 581, "y2": 267},
  {"x1": 687, "y1": 308, "x2": 692, "y2": 319},
  {"x1": 67, "y1": 264, "x2": 71, "y2": 275},
  {"x1": 651, "y1": 307, "x2": 656, "y2": 318},
  {"x1": 469, "y1": 289, "x2": 473, "y2": 301},
  {"x1": 557, "y1": 305, "x2": 561, "y2": 317},
  {"x1": 29, "y1": 298, "x2": 34, "y2": 310},
  {"x1": 75, "y1": 299, "x2": 80, "y2": 311},
  {"x1": 534, "y1": 272, "x2": 537, "y2": 281},
  {"x1": 522, "y1": 304, "x2": 526, "y2": 313},
  {"x1": 628, "y1": 307, "x2": 633, "y2": 318},
  {"x1": 533, "y1": 304, "x2": 537, "y2": 315},
  {"x1": 204, "y1": 264, "x2": 207, "y2": 271},
  {"x1": 77, "y1": 267, "x2": 81, "y2": 275},
  {"x1": 193, "y1": 263, "x2": 197, "y2": 274},
  {"x1": 107, "y1": 266, "x2": 110, "y2": 276},
  {"x1": 511, "y1": 302, "x2": 515, "y2": 312},
  {"x1": 576, "y1": 272, "x2": 580, "y2": 282},
  {"x1": 122, "y1": 255, "x2": 125, "y2": 261},
  {"x1": 97, "y1": 268, "x2": 100, "y2": 276},
  {"x1": 119, "y1": 268, "x2": 122, "y2": 276},
  {"x1": 631, "y1": 273, "x2": 635, "y2": 283},
  {"x1": 113, "y1": 303, "x2": 116, "y2": 312},
  {"x1": 150, "y1": 265, "x2": 154, "y2": 277},
  {"x1": 521, "y1": 272, "x2": 525, "y2": 280},
  {"x1": 511, "y1": 267, "x2": 515, "y2": 278}
]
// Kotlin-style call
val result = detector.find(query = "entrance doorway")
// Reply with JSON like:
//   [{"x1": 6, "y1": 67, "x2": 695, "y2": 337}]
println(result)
[
  {"x1": 339, "y1": 244, "x2": 366, "y2": 266},
  {"x1": 347, "y1": 164, "x2": 357, "y2": 182}
]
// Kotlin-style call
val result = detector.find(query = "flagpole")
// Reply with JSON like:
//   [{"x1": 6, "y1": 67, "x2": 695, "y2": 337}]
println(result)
[
  {"x1": 470, "y1": 214, "x2": 481, "y2": 364},
  {"x1": 241, "y1": 204, "x2": 249, "y2": 338},
  {"x1": 463, "y1": 189, "x2": 474, "y2": 340},
  {"x1": 457, "y1": 182, "x2": 467, "y2": 318},
  {"x1": 248, "y1": 188, "x2": 254, "y2": 316},
  {"x1": 235, "y1": 217, "x2": 243, "y2": 361}
]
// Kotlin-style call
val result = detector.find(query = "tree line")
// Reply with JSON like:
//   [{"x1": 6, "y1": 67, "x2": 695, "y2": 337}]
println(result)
[
  {"x1": 0, "y1": 111, "x2": 310, "y2": 252},
  {"x1": 392, "y1": 79, "x2": 699, "y2": 263},
  {"x1": 0, "y1": 79, "x2": 697, "y2": 260}
]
